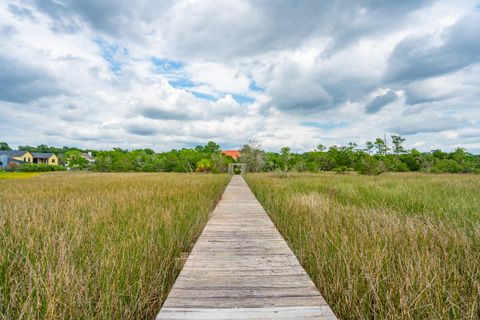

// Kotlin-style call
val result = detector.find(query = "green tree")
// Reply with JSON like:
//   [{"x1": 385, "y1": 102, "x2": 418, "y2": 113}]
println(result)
[
  {"x1": 449, "y1": 148, "x2": 476, "y2": 173},
  {"x1": 211, "y1": 152, "x2": 232, "y2": 173},
  {"x1": 431, "y1": 149, "x2": 448, "y2": 159},
  {"x1": 358, "y1": 156, "x2": 386, "y2": 175},
  {"x1": 263, "y1": 152, "x2": 280, "y2": 171},
  {"x1": 347, "y1": 142, "x2": 358, "y2": 150},
  {"x1": 196, "y1": 158, "x2": 212, "y2": 172},
  {"x1": 195, "y1": 141, "x2": 221, "y2": 154},
  {"x1": 18, "y1": 145, "x2": 34, "y2": 151},
  {"x1": 35, "y1": 144, "x2": 50, "y2": 153},
  {"x1": 365, "y1": 141, "x2": 374, "y2": 155},
  {"x1": 391, "y1": 135, "x2": 406, "y2": 154},
  {"x1": 0, "y1": 142, "x2": 12, "y2": 151},
  {"x1": 315, "y1": 144, "x2": 326, "y2": 152},
  {"x1": 327, "y1": 145, "x2": 356, "y2": 168},
  {"x1": 239, "y1": 140, "x2": 265, "y2": 172},
  {"x1": 279, "y1": 147, "x2": 292, "y2": 172},
  {"x1": 204, "y1": 141, "x2": 221, "y2": 154},
  {"x1": 374, "y1": 138, "x2": 388, "y2": 155},
  {"x1": 64, "y1": 150, "x2": 89, "y2": 170}
]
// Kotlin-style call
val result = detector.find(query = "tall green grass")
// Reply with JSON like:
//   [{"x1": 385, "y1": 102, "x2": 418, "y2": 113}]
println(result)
[
  {"x1": 0, "y1": 172, "x2": 41, "y2": 179},
  {"x1": 0, "y1": 172, "x2": 229, "y2": 319},
  {"x1": 246, "y1": 172, "x2": 480, "y2": 319}
]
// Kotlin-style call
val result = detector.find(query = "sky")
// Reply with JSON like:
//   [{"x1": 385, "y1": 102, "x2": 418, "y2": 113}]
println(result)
[{"x1": 0, "y1": 0, "x2": 479, "y2": 152}]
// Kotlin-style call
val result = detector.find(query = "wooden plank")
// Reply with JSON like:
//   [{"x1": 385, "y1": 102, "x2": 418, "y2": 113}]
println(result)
[
  {"x1": 156, "y1": 175, "x2": 337, "y2": 319},
  {"x1": 162, "y1": 296, "x2": 326, "y2": 308},
  {"x1": 158, "y1": 307, "x2": 336, "y2": 320}
]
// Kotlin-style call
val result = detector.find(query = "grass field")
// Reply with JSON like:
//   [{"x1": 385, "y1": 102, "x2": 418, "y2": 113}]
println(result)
[
  {"x1": 0, "y1": 172, "x2": 41, "y2": 179},
  {"x1": 246, "y1": 173, "x2": 480, "y2": 320},
  {"x1": 0, "y1": 172, "x2": 229, "y2": 320}
]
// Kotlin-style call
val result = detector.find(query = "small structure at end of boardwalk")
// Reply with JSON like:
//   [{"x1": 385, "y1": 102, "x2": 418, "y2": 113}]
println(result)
[
  {"x1": 156, "y1": 175, "x2": 337, "y2": 320},
  {"x1": 228, "y1": 163, "x2": 247, "y2": 175}
]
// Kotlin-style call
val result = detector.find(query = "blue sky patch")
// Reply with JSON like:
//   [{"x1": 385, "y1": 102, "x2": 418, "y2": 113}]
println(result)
[
  {"x1": 191, "y1": 91, "x2": 217, "y2": 101},
  {"x1": 93, "y1": 38, "x2": 126, "y2": 75},
  {"x1": 152, "y1": 57, "x2": 185, "y2": 73},
  {"x1": 300, "y1": 121, "x2": 347, "y2": 130},
  {"x1": 232, "y1": 94, "x2": 255, "y2": 104},
  {"x1": 249, "y1": 81, "x2": 264, "y2": 92},
  {"x1": 169, "y1": 78, "x2": 195, "y2": 89}
]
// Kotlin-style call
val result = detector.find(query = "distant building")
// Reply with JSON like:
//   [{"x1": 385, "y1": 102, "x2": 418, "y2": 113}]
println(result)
[
  {"x1": 81, "y1": 152, "x2": 95, "y2": 163},
  {"x1": 0, "y1": 150, "x2": 33, "y2": 168},
  {"x1": 31, "y1": 153, "x2": 59, "y2": 165},
  {"x1": 222, "y1": 150, "x2": 241, "y2": 160},
  {"x1": 0, "y1": 150, "x2": 59, "y2": 168}
]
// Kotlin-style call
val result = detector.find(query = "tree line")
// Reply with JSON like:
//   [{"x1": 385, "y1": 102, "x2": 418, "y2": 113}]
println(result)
[
  {"x1": 240, "y1": 136, "x2": 480, "y2": 174},
  {"x1": 1, "y1": 137, "x2": 479, "y2": 174}
]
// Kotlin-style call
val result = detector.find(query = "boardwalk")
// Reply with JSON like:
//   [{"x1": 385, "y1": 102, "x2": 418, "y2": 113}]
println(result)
[{"x1": 157, "y1": 175, "x2": 337, "y2": 320}]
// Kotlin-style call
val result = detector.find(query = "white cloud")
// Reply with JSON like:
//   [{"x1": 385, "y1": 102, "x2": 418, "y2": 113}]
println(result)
[
  {"x1": 0, "y1": 0, "x2": 479, "y2": 152},
  {"x1": 184, "y1": 62, "x2": 251, "y2": 96}
]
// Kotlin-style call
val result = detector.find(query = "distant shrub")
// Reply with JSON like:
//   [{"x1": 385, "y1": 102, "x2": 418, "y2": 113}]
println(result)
[
  {"x1": 431, "y1": 159, "x2": 462, "y2": 174},
  {"x1": 357, "y1": 157, "x2": 386, "y2": 175},
  {"x1": 306, "y1": 162, "x2": 319, "y2": 173},
  {"x1": 384, "y1": 156, "x2": 410, "y2": 172},
  {"x1": 233, "y1": 166, "x2": 242, "y2": 174},
  {"x1": 395, "y1": 162, "x2": 410, "y2": 172},
  {"x1": 195, "y1": 158, "x2": 212, "y2": 173},
  {"x1": 18, "y1": 164, "x2": 66, "y2": 172},
  {"x1": 332, "y1": 166, "x2": 350, "y2": 174}
]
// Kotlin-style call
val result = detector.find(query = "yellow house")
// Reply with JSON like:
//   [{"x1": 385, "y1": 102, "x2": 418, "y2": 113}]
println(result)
[
  {"x1": 0, "y1": 151, "x2": 59, "y2": 167},
  {"x1": 0, "y1": 150, "x2": 33, "y2": 168},
  {"x1": 32, "y1": 153, "x2": 59, "y2": 165},
  {"x1": 0, "y1": 150, "x2": 34, "y2": 162}
]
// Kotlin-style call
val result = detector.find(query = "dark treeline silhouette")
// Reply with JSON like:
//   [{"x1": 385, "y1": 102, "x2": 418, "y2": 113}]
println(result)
[{"x1": 1, "y1": 136, "x2": 479, "y2": 174}]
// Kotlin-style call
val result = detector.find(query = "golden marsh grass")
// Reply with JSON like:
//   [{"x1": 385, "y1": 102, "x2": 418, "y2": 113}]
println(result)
[
  {"x1": 246, "y1": 172, "x2": 480, "y2": 319},
  {"x1": 0, "y1": 172, "x2": 229, "y2": 319}
]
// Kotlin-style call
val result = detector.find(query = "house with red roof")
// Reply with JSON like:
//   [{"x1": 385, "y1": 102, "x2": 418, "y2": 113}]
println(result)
[{"x1": 222, "y1": 150, "x2": 241, "y2": 160}]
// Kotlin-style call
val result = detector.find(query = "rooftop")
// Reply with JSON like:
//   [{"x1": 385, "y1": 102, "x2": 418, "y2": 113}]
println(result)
[
  {"x1": 222, "y1": 150, "x2": 241, "y2": 160},
  {"x1": 0, "y1": 150, "x2": 30, "y2": 157},
  {"x1": 31, "y1": 152, "x2": 55, "y2": 159}
]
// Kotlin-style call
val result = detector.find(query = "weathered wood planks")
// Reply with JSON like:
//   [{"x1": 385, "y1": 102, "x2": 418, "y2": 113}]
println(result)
[{"x1": 156, "y1": 175, "x2": 337, "y2": 320}]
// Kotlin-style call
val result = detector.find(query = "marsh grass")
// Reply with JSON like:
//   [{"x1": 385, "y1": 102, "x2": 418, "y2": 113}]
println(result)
[
  {"x1": 0, "y1": 172, "x2": 229, "y2": 319},
  {"x1": 246, "y1": 172, "x2": 480, "y2": 319},
  {"x1": 0, "y1": 172, "x2": 41, "y2": 179}
]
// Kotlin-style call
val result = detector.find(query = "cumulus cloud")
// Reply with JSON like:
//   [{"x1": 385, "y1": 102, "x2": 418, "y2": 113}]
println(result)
[
  {"x1": 0, "y1": 54, "x2": 64, "y2": 103},
  {"x1": 365, "y1": 90, "x2": 399, "y2": 114},
  {"x1": 385, "y1": 12, "x2": 480, "y2": 83},
  {"x1": 7, "y1": 3, "x2": 38, "y2": 22},
  {"x1": 124, "y1": 119, "x2": 162, "y2": 136},
  {"x1": 390, "y1": 115, "x2": 466, "y2": 135},
  {"x1": 158, "y1": 0, "x2": 432, "y2": 59},
  {"x1": 266, "y1": 63, "x2": 333, "y2": 113},
  {"x1": 29, "y1": 0, "x2": 172, "y2": 38},
  {"x1": 140, "y1": 107, "x2": 191, "y2": 121}
]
